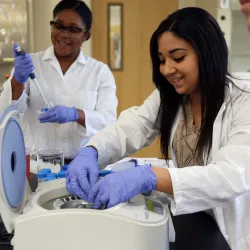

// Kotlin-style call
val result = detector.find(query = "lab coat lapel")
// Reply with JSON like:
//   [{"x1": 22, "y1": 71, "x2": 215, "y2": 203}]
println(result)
[
  {"x1": 51, "y1": 60, "x2": 64, "y2": 80},
  {"x1": 42, "y1": 46, "x2": 64, "y2": 80},
  {"x1": 211, "y1": 103, "x2": 225, "y2": 157},
  {"x1": 211, "y1": 85, "x2": 232, "y2": 241},
  {"x1": 211, "y1": 84, "x2": 232, "y2": 159},
  {"x1": 169, "y1": 108, "x2": 182, "y2": 168}
]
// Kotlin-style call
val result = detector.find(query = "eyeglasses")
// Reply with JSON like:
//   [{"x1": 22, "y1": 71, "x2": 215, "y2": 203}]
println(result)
[{"x1": 50, "y1": 21, "x2": 85, "y2": 34}]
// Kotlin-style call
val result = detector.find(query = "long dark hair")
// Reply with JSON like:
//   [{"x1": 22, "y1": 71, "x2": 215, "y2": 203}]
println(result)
[{"x1": 150, "y1": 7, "x2": 232, "y2": 160}]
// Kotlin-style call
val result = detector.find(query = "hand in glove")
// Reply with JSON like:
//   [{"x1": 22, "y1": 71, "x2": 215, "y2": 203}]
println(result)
[
  {"x1": 38, "y1": 105, "x2": 78, "y2": 124},
  {"x1": 66, "y1": 147, "x2": 99, "y2": 201},
  {"x1": 88, "y1": 164, "x2": 156, "y2": 209}
]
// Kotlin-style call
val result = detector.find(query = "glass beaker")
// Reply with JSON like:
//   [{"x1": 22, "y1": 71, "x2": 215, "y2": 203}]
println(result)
[{"x1": 37, "y1": 147, "x2": 64, "y2": 173}]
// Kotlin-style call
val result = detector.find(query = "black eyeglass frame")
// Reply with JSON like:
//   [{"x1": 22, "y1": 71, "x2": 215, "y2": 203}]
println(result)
[{"x1": 49, "y1": 21, "x2": 85, "y2": 34}]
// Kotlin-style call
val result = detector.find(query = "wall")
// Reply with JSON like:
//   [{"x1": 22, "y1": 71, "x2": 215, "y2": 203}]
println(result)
[
  {"x1": 82, "y1": 0, "x2": 92, "y2": 56},
  {"x1": 179, "y1": 0, "x2": 217, "y2": 17},
  {"x1": 196, "y1": 0, "x2": 217, "y2": 17},
  {"x1": 30, "y1": 0, "x2": 60, "y2": 52},
  {"x1": 230, "y1": 11, "x2": 250, "y2": 72}
]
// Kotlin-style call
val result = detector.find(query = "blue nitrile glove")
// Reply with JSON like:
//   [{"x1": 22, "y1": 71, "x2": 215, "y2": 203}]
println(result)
[
  {"x1": 38, "y1": 105, "x2": 78, "y2": 124},
  {"x1": 88, "y1": 164, "x2": 157, "y2": 209},
  {"x1": 13, "y1": 43, "x2": 34, "y2": 84},
  {"x1": 66, "y1": 147, "x2": 99, "y2": 201}
]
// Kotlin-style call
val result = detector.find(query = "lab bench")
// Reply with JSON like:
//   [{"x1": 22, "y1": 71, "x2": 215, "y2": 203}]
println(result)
[{"x1": 0, "y1": 173, "x2": 231, "y2": 250}]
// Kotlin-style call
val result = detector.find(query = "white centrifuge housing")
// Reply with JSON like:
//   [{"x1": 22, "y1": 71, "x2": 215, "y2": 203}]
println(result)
[{"x1": 0, "y1": 105, "x2": 170, "y2": 250}]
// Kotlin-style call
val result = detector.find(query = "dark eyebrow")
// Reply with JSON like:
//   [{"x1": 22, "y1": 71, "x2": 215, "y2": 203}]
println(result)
[
  {"x1": 158, "y1": 48, "x2": 187, "y2": 57},
  {"x1": 169, "y1": 48, "x2": 187, "y2": 54},
  {"x1": 55, "y1": 19, "x2": 80, "y2": 27}
]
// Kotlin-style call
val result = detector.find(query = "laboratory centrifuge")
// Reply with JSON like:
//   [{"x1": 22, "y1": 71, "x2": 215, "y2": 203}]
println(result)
[{"x1": 0, "y1": 105, "x2": 170, "y2": 250}]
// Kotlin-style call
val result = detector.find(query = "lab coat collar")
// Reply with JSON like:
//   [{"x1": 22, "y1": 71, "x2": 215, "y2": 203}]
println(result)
[
  {"x1": 224, "y1": 81, "x2": 233, "y2": 104},
  {"x1": 42, "y1": 46, "x2": 87, "y2": 65}
]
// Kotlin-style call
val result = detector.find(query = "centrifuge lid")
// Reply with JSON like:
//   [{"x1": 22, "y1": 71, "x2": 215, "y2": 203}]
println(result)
[{"x1": 0, "y1": 105, "x2": 28, "y2": 233}]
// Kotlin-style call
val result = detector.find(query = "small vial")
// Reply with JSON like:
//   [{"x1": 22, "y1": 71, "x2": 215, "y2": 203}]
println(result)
[
  {"x1": 37, "y1": 172, "x2": 47, "y2": 182},
  {"x1": 46, "y1": 172, "x2": 58, "y2": 179},
  {"x1": 45, "y1": 176, "x2": 57, "y2": 182},
  {"x1": 58, "y1": 171, "x2": 66, "y2": 178},
  {"x1": 61, "y1": 164, "x2": 69, "y2": 171},
  {"x1": 40, "y1": 168, "x2": 51, "y2": 174}
]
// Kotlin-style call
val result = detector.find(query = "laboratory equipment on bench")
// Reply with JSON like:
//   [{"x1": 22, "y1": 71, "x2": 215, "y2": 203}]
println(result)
[
  {"x1": 37, "y1": 147, "x2": 64, "y2": 172},
  {"x1": 15, "y1": 46, "x2": 54, "y2": 109},
  {"x1": 0, "y1": 104, "x2": 171, "y2": 250}
]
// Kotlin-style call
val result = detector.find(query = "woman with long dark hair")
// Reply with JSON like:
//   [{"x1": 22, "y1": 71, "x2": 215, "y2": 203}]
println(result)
[{"x1": 67, "y1": 8, "x2": 250, "y2": 249}]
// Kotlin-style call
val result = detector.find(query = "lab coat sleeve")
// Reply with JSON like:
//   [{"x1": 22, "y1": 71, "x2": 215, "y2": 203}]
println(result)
[
  {"x1": 167, "y1": 93, "x2": 250, "y2": 215},
  {"x1": 85, "y1": 89, "x2": 160, "y2": 169},
  {"x1": 79, "y1": 64, "x2": 118, "y2": 137},
  {"x1": 0, "y1": 69, "x2": 29, "y2": 113}
]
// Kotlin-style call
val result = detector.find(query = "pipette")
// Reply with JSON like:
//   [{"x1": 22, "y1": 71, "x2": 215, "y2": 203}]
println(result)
[{"x1": 15, "y1": 46, "x2": 54, "y2": 109}]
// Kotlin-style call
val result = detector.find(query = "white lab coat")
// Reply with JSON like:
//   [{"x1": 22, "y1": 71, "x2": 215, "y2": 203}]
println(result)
[
  {"x1": 0, "y1": 46, "x2": 117, "y2": 158},
  {"x1": 86, "y1": 77, "x2": 250, "y2": 250}
]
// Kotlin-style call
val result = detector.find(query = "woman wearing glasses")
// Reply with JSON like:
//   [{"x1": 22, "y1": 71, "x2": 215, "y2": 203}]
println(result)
[{"x1": 0, "y1": 0, "x2": 117, "y2": 162}]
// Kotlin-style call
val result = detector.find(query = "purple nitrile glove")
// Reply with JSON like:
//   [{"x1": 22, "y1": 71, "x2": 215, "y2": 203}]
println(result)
[
  {"x1": 66, "y1": 147, "x2": 99, "y2": 201},
  {"x1": 88, "y1": 164, "x2": 157, "y2": 209},
  {"x1": 38, "y1": 105, "x2": 78, "y2": 124},
  {"x1": 13, "y1": 43, "x2": 34, "y2": 84}
]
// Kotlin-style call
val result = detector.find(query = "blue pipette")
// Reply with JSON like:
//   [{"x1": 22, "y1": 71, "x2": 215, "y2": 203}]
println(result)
[{"x1": 15, "y1": 46, "x2": 53, "y2": 109}]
